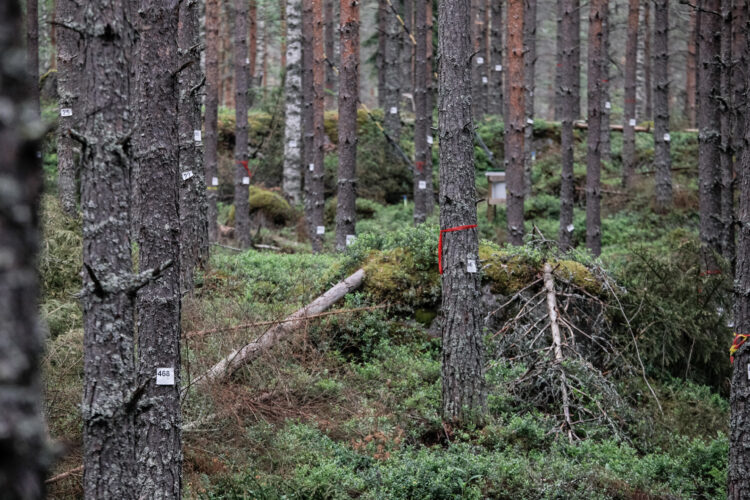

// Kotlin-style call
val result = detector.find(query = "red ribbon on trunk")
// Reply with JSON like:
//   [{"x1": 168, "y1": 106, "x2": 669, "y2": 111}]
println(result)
[{"x1": 438, "y1": 224, "x2": 477, "y2": 274}]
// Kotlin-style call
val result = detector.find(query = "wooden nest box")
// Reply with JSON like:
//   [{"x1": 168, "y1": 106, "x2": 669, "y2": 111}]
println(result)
[{"x1": 485, "y1": 171, "x2": 507, "y2": 206}]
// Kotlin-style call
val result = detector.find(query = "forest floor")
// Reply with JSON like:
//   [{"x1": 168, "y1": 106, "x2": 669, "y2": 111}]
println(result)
[{"x1": 41, "y1": 110, "x2": 731, "y2": 499}]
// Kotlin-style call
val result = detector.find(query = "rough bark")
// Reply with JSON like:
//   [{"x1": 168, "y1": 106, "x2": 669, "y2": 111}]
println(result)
[
  {"x1": 234, "y1": 0, "x2": 251, "y2": 249},
  {"x1": 336, "y1": 0, "x2": 359, "y2": 251},
  {"x1": 26, "y1": 0, "x2": 40, "y2": 119},
  {"x1": 249, "y1": 0, "x2": 257, "y2": 105},
  {"x1": 505, "y1": 0, "x2": 525, "y2": 246},
  {"x1": 523, "y1": 0, "x2": 537, "y2": 196},
  {"x1": 377, "y1": 0, "x2": 387, "y2": 108},
  {"x1": 438, "y1": 0, "x2": 486, "y2": 424},
  {"x1": 384, "y1": 0, "x2": 402, "y2": 141},
  {"x1": 642, "y1": 1, "x2": 652, "y2": 120},
  {"x1": 178, "y1": 0, "x2": 208, "y2": 295},
  {"x1": 132, "y1": 0, "x2": 182, "y2": 496},
  {"x1": 686, "y1": 7, "x2": 697, "y2": 127},
  {"x1": 283, "y1": 0, "x2": 304, "y2": 204},
  {"x1": 653, "y1": 0, "x2": 671, "y2": 211},
  {"x1": 585, "y1": 0, "x2": 603, "y2": 257},
  {"x1": 571, "y1": 0, "x2": 580, "y2": 119},
  {"x1": 281, "y1": 0, "x2": 287, "y2": 68},
  {"x1": 488, "y1": 0, "x2": 503, "y2": 116},
  {"x1": 55, "y1": 0, "x2": 80, "y2": 217},
  {"x1": 719, "y1": 0, "x2": 734, "y2": 266},
  {"x1": 554, "y1": 0, "x2": 563, "y2": 120},
  {"x1": 697, "y1": 0, "x2": 722, "y2": 272},
  {"x1": 600, "y1": 0, "x2": 611, "y2": 167},
  {"x1": 0, "y1": 2, "x2": 49, "y2": 496},
  {"x1": 731, "y1": 0, "x2": 747, "y2": 164},
  {"x1": 205, "y1": 0, "x2": 220, "y2": 242},
  {"x1": 622, "y1": 0, "x2": 639, "y2": 189},
  {"x1": 558, "y1": 0, "x2": 577, "y2": 251},
  {"x1": 413, "y1": 0, "x2": 429, "y2": 224},
  {"x1": 79, "y1": 0, "x2": 138, "y2": 496},
  {"x1": 471, "y1": 0, "x2": 488, "y2": 117},
  {"x1": 325, "y1": 0, "x2": 336, "y2": 109},
  {"x1": 402, "y1": 0, "x2": 414, "y2": 109},
  {"x1": 424, "y1": 0, "x2": 435, "y2": 217}
]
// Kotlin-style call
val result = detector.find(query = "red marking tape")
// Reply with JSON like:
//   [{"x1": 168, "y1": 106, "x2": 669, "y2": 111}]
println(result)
[
  {"x1": 415, "y1": 161, "x2": 425, "y2": 172},
  {"x1": 730, "y1": 333, "x2": 749, "y2": 364},
  {"x1": 238, "y1": 160, "x2": 251, "y2": 177},
  {"x1": 699, "y1": 269, "x2": 722, "y2": 277},
  {"x1": 438, "y1": 224, "x2": 477, "y2": 274}
]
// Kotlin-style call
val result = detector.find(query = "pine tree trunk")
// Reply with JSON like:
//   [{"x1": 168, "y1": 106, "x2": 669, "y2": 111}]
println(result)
[
  {"x1": 523, "y1": 0, "x2": 537, "y2": 196},
  {"x1": 414, "y1": 0, "x2": 429, "y2": 224},
  {"x1": 642, "y1": 1, "x2": 652, "y2": 120},
  {"x1": 471, "y1": 0, "x2": 488, "y2": 117},
  {"x1": 600, "y1": 0, "x2": 611, "y2": 167},
  {"x1": 133, "y1": 2, "x2": 182, "y2": 496},
  {"x1": 558, "y1": 0, "x2": 577, "y2": 251},
  {"x1": 720, "y1": 0, "x2": 734, "y2": 266},
  {"x1": 505, "y1": 0, "x2": 525, "y2": 246},
  {"x1": 281, "y1": 0, "x2": 287, "y2": 68},
  {"x1": 686, "y1": 7, "x2": 697, "y2": 127},
  {"x1": 384, "y1": 0, "x2": 402, "y2": 141},
  {"x1": 697, "y1": 0, "x2": 723, "y2": 272},
  {"x1": 571, "y1": 0, "x2": 580, "y2": 119},
  {"x1": 234, "y1": 0, "x2": 252, "y2": 249},
  {"x1": 0, "y1": 2, "x2": 49, "y2": 496},
  {"x1": 732, "y1": 1, "x2": 748, "y2": 169},
  {"x1": 26, "y1": 0, "x2": 40, "y2": 119},
  {"x1": 653, "y1": 0, "x2": 671, "y2": 211},
  {"x1": 249, "y1": 0, "x2": 257, "y2": 105},
  {"x1": 554, "y1": 0, "x2": 563, "y2": 120},
  {"x1": 55, "y1": 0, "x2": 80, "y2": 217},
  {"x1": 205, "y1": 0, "x2": 221, "y2": 242},
  {"x1": 79, "y1": 0, "x2": 138, "y2": 495},
  {"x1": 283, "y1": 0, "x2": 304, "y2": 204},
  {"x1": 325, "y1": 0, "x2": 336, "y2": 109},
  {"x1": 488, "y1": 0, "x2": 503, "y2": 116},
  {"x1": 377, "y1": 0, "x2": 387, "y2": 108},
  {"x1": 178, "y1": 0, "x2": 208, "y2": 295},
  {"x1": 402, "y1": 0, "x2": 413, "y2": 109},
  {"x1": 585, "y1": 0, "x2": 603, "y2": 257},
  {"x1": 438, "y1": 0, "x2": 486, "y2": 424},
  {"x1": 622, "y1": 0, "x2": 639, "y2": 189},
  {"x1": 424, "y1": 0, "x2": 435, "y2": 217},
  {"x1": 336, "y1": 0, "x2": 359, "y2": 251}
]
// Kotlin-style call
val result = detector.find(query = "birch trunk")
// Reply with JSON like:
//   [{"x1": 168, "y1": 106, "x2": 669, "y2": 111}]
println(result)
[
  {"x1": 283, "y1": 0, "x2": 304, "y2": 204},
  {"x1": 653, "y1": 0, "x2": 671, "y2": 211},
  {"x1": 505, "y1": 0, "x2": 525, "y2": 246},
  {"x1": 585, "y1": 0, "x2": 603, "y2": 257}
]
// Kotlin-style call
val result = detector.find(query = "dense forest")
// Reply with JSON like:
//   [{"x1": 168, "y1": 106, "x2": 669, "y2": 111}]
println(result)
[{"x1": 2, "y1": 0, "x2": 750, "y2": 497}]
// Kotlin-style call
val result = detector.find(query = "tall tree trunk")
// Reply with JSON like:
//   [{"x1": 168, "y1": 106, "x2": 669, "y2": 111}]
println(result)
[
  {"x1": 384, "y1": 0, "x2": 402, "y2": 141},
  {"x1": 600, "y1": 0, "x2": 611, "y2": 167},
  {"x1": 642, "y1": 1, "x2": 652, "y2": 120},
  {"x1": 79, "y1": 0, "x2": 138, "y2": 495},
  {"x1": 234, "y1": 0, "x2": 252, "y2": 249},
  {"x1": 133, "y1": 1, "x2": 182, "y2": 497},
  {"x1": 488, "y1": 0, "x2": 503, "y2": 116},
  {"x1": 585, "y1": 0, "x2": 603, "y2": 256},
  {"x1": 720, "y1": 0, "x2": 734, "y2": 266},
  {"x1": 0, "y1": 2, "x2": 49, "y2": 496},
  {"x1": 249, "y1": 0, "x2": 257, "y2": 105},
  {"x1": 281, "y1": 0, "x2": 287, "y2": 68},
  {"x1": 377, "y1": 0, "x2": 387, "y2": 108},
  {"x1": 205, "y1": 0, "x2": 221, "y2": 242},
  {"x1": 622, "y1": 0, "x2": 639, "y2": 189},
  {"x1": 732, "y1": 0, "x2": 748, "y2": 167},
  {"x1": 402, "y1": 0, "x2": 413, "y2": 109},
  {"x1": 558, "y1": 0, "x2": 577, "y2": 251},
  {"x1": 414, "y1": 0, "x2": 429, "y2": 223},
  {"x1": 471, "y1": 0, "x2": 488, "y2": 117},
  {"x1": 336, "y1": 0, "x2": 359, "y2": 250},
  {"x1": 697, "y1": 0, "x2": 723, "y2": 272},
  {"x1": 505, "y1": 0, "x2": 525, "y2": 246},
  {"x1": 261, "y1": 7, "x2": 268, "y2": 99},
  {"x1": 425, "y1": 0, "x2": 435, "y2": 217},
  {"x1": 554, "y1": 0, "x2": 563, "y2": 120},
  {"x1": 653, "y1": 0, "x2": 671, "y2": 211},
  {"x1": 686, "y1": 6, "x2": 697, "y2": 127},
  {"x1": 523, "y1": 0, "x2": 537, "y2": 196},
  {"x1": 55, "y1": 0, "x2": 80, "y2": 217},
  {"x1": 325, "y1": 0, "x2": 336, "y2": 109},
  {"x1": 571, "y1": 0, "x2": 580, "y2": 119},
  {"x1": 178, "y1": 0, "x2": 208, "y2": 294},
  {"x1": 283, "y1": 0, "x2": 304, "y2": 204},
  {"x1": 438, "y1": 0, "x2": 486, "y2": 425},
  {"x1": 26, "y1": 0, "x2": 40, "y2": 118}
]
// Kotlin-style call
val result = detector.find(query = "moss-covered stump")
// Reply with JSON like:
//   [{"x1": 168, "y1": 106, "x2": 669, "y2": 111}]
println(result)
[
  {"x1": 227, "y1": 185, "x2": 297, "y2": 228},
  {"x1": 361, "y1": 248, "x2": 441, "y2": 311}
]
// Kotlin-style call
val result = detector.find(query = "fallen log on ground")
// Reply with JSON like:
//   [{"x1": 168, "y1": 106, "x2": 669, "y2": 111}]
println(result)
[
  {"x1": 573, "y1": 120, "x2": 651, "y2": 133},
  {"x1": 189, "y1": 268, "x2": 366, "y2": 389}
]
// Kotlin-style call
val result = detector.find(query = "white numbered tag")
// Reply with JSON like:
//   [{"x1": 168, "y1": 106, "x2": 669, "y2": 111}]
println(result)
[
  {"x1": 289, "y1": 140, "x2": 297, "y2": 148},
  {"x1": 747, "y1": 363, "x2": 750, "y2": 381},
  {"x1": 390, "y1": 106, "x2": 398, "y2": 114},
  {"x1": 156, "y1": 367, "x2": 175, "y2": 386},
  {"x1": 663, "y1": 133, "x2": 671, "y2": 142},
  {"x1": 211, "y1": 176, "x2": 219, "y2": 186},
  {"x1": 629, "y1": 118, "x2": 636, "y2": 127},
  {"x1": 531, "y1": 151, "x2": 536, "y2": 162},
  {"x1": 346, "y1": 234, "x2": 356, "y2": 246},
  {"x1": 316, "y1": 225, "x2": 325, "y2": 235},
  {"x1": 427, "y1": 135, "x2": 433, "y2": 145},
  {"x1": 494, "y1": 64, "x2": 502, "y2": 72},
  {"x1": 527, "y1": 118, "x2": 534, "y2": 125},
  {"x1": 245, "y1": 57, "x2": 250, "y2": 65},
  {"x1": 242, "y1": 176, "x2": 250, "y2": 185},
  {"x1": 605, "y1": 101, "x2": 611, "y2": 109},
  {"x1": 193, "y1": 130, "x2": 202, "y2": 142},
  {"x1": 309, "y1": 163, "x2": 315, "y2": 172},
  {"x1": 476, "y1": 57, "x2": 484, "y2": 65},
  {"x1": 467, "y1": 259, "x2": 477, "y2": 273},
  {"x1": 482, "y1": 76, "x2": 488, "y2": 84},
  {"x1": 566, "y1": 224, "x2": 575, "y2": 233},
  {"x1": 60, "y1": 108, "x2": 73, "y2": 117},
  {"x1": 418, "y1": 180, "x2": 427, "y2": 190},
  {"x1": 182, "y1": 170, "x2": 193, "y2": 180}
]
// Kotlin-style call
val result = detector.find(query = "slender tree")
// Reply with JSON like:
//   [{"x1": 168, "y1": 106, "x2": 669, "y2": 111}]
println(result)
[
  {"x1": 686, "y1": 6, "x2": 697, "y2": 127},
  {"x1": 488, "y1": 0, "x2": 503, "y2": 116},
  {"x1": 402, "y1": 0, "x2": 414, "y2": 108},
  {"x1": 523, "y1": 0, "x2": 537, "y2": 196},
  {"x1": 585, "y1": 0, "x2": 603, "y2": 256},
  {"x1": 413, "y1": 0, "x2": 431, "y2": 224},
  {"x1": 0, "y1": 1, "x2": 49, "y2": 496},
  {"x1": 732, "y1": 0, "x2": 748, "y2": 166},
  {"x1": 234, "y1": 0, "x2": 252, "y2": 248},
  {"x1": 471, "y1": 0, "x2": 488, "y2": 117},
  {"x1": 79, "y1": 0, "x2": 138, "y2": 495},
  {"x1": 505, "y1": 0, "x2": 525, "y2": 246},
  {"x1": 249, "y1": 0, "x2": 258, "y2": 102},
  {"x1": 653, "y1": 0, "x2": 671, "y2": 211},
  {"x1": 205, "y1": 0, "x2": 221, "y2": 241},
  {"x1": 558, "y1": 0, "x2": 578, "y2": 251},
  {"x1": 571, "y1": 0, "x2": 581, "y2": 119},
  {"x1": 719, "y1": 0, "x2": 734, "y2": 265},
  {"x1": 336, "y1": 0, "x2": 359, "y2": 251},
  {"x1": 325, "y1": 0, "x2": 336, "y2": 108},
  {"x1": 377, "y1": 0, "x2": 387, "y2": 108},
  {"x1": 554, "y1": 0, "x2": 563, "y2": 121},
  {"x1": 439, "y1": 0, "x2": 486, "y2": 425},
  {"x1": 384, "y1": 0, "x2": 402, "y2": 141},
  {"x1": 283, "y1": 0, "x2": 304, "y2": 204},
  {"x1": 600, "y1": 0, "x2": 611, "y2": 167},
  {"x1": 642, "y1": 1, "x2": 652, "y2": 120},
  {"x1": 424, "y1": 0, "x2": 435, "y2": 217},
  {"x1": 622, "y1": 0, "x2": 639, "y2": 188},
  {"x1": 26, "y1": 0, "x2": 40, "y2": 119}
]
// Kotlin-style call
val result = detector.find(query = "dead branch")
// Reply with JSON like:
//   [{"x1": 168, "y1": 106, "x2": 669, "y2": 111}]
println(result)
[{"x1": 45, "y1": 465, "x2": 84, "y2": 484}]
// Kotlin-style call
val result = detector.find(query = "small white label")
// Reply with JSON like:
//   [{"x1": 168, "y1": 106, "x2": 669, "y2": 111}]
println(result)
[
  {"x1": 566, "y1": 224, "x2": 575, "y2": 233},
  {"x1": 316, "y1": 225, "x2": 325, "y2": 235},
  {"x1": 60, "y1": 108, "x2": 72, "y2": 117},
  {"x1": 182, "y1": 170, "x2": 193, "y2": 180},
  {"x1": 467, "y1": 259, "x2": 477, "y2": 273},
  {"x1": 418, "y1": 180, "x2": 427, "y2": 190},
  {"x1": 494, "y1": 64, "x2": 502, "y2": 72},
  {"x1": 309, "y1": 163, "x2": 315, "y2": 171},
  {"x1": 605, "y1": 101, "x2": 611, "y2": 109},
  {"x1": 36, "y1": 151, "x2": 42, "y2": 158},
  {"x1": 193, "y1": 130, "x2": 202, "y2": 142},
  {"x1": 289, "y1": 140, "x2": 297, "y2": 148},
  {"x1": 663, "y1": 133, "x2": 671, "y2": 142},
  {"x1": 527, "y1": 118, "x2": 534, "y2": 125},
  {"x1": 482, "y1": 76, "x2": 488, "y2": 84},
  {"x1": 531, "y1": 151, "x2": 536, "y2": 162},
  {"x1": 629, "y1": 118, "x2": 636, "y2": 127},
  {"x1": 747, "y1": 363, "x2": 750, "y2": 381},
  {"x1": 245, "y1": 57, "x2": 250, "y2": 64},
  {"x1": 390, "y1": 106, "x2": 398, "y2": 114},
  {"x1": 242, "y1": 176, "x2": 250, "y2": 185},
  {"x1": 427, "y1": 135, "x2": 434, "y2": 145},
  {"x1": 211, "y1": 176, "x2": 219, "y2": 186},
  {"x1": 529, "y1": 90, "x2": 534, "y2": 97},
  {"x1": 476, "y1": 57, "x2": 484, "y2": 65},
  {"x1": 156, "y1": 367, "x2": 175, "y2": 386},
  {"x1": 346, "y1": 234, "x2": 356, "y2": 246}
]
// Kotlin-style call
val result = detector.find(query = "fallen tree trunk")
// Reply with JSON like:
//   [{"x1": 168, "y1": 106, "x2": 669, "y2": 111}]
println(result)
[
  {"x1": 189, "y1": 268, "x2": 366, "y2": 389},
  {"x1": 573, "y1": 120, "x2": 651, "y2": 133}
]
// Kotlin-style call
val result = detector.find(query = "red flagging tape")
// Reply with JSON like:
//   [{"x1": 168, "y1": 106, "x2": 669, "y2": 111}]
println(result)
[
  {"x1": 238, "y1": 160, "x2": 251, "y2": 177},
  {"x1": 699, "y1": 269, "x2": 722, "y2": 277},
  {"x1": 438, "y1": 224, "x2": 477, "y2": 274},
  {"x1": 730, "y1": 333, "x2": 749, "y2": 364}
]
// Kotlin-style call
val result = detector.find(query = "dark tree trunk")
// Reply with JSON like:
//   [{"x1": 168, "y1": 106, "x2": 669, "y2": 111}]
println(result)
[
  {"x1": 0, "y1": 2, "x2": 49, "y2": 497},
  {"x1": 79, "y1": 0, "x2": 138, "y2": 496},
  {"x1": 558, "y1": 0, "x2": 577, "y2": 251},
  {"x1": 600, "y1": 0, "x2": 611, "y2": 167},
  {"x1": 554, "y1": 0, "x2": 563, "y2": 121},
  {"x1": 438, "y1": 0, "x2": 486, "y2": 425},
  {"x1": 249, "y1": 0, "x2": 258, "y2": 105},
  {"x1": 234, "y1": 0, "x2": 252, "y2": 249},
  {"x1": 402, "y1": 0, "x2": 414, "y2": 109},
  {"x1": 133, "y1": 1, "x2": 182, "y2": 497},
  {"x1": 585, "y1": 0, "x2": 603, "y2": 257},
  {"x1": 471, "y1": 0, "x2": 488, "y2": 117},
  {"x1": 377, "y1": 0, "x2": 387, "y2": 108},
  {"x1": 505, "y1": 0, "x2": 525, "y2": 246},
  {"x1": 283, "y1": 0, "x2": 304, "y2": 204},
  {"x1": 336, "y1": 0, "x2": 359, "y2": 251},
  {"x1": 488, "y1": 0, "x2": 503, "y2": 116},
  {"x1": 413, "y1": 0, "x2": 429, "y2": 224},
  {"x1": 720, "y1": 0, "x2": 734, "y2": 266},
  {"x1": 384, "y1": 0, "x2": 402, "y2": 141},
  {"x1": 55, "y1": 0, "x2": 80, "y2": 217},
  {"x1": 325, "y1": 0, "x2": 336, "y2": 109},
  {"x1": 205, "y1": 0, "x2": 221, "y2": 242},
  {"x1": 178, "y1": 0, "x2": 208, "y2": 294},
  {"x1": 26, "y1": 0, "x2": 40, "y2": 119},
  {"x1": 697, "y1": 0, "x2": 723, "y2": 272},
  {"x1": 642, "y1": 1, "x2": 652, "y2": 120},
  {"x1": 686, "y1": 7, "x2": 697, "y2": 127},
  {"x1": 653, "y1": 0, "x2": 671, "y2": 211},
  {"x1": 622, "y1": 0, "x2": 639, "y2": 189},
  {"x1": 523, "y1": 0, "x2": 537, "y2": 196},
  {"x1": 571, "y1": 0, "x2": 580, "y2": 119},
  {"x1": 731, "y1": 1, "x2": 747, "y2": 164},
  {"x1": 425, "y1": 0, "x2": 435, "y2": 217}
]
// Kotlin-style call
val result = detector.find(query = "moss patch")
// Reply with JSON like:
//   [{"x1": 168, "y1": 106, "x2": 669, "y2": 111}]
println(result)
[
  {"x1": 227, "y1": 185, "x2": 296, "y2": 226},
  {"x1": 552, "y1": 260, "x2": 603, "y2": 295},
  {"x1": 361, "y1": 248, "x2": 441, "y2": 310},
  {"x1": 478, "y1": 244, "x2": 540, "y2": 295}
]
